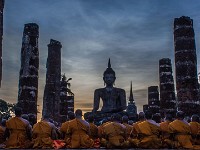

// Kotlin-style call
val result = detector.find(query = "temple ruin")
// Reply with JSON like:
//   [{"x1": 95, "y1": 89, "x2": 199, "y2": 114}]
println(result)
[
  {"x1": 42, "y1": 39, "x2": 62, "y2": 122},
  {"x1": 174, "y1": 16, "x2": 200, "y2": 116},
  {"x1": 17, "y1": 23, "x2": 39, "y2": 119},
  {"x1": 159, "y1": 58, "x2": 176, "y2": 117}
]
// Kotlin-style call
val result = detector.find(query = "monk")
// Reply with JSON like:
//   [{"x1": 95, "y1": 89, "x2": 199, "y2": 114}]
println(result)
[
  {"x1": 160, "y1": 114, "x2": 173, "y2": 148},
  {"x1": 122, "y1": 115, "x2": 132, "y2": 139},
  {"x1": 189, "y1": 114, "x2": 200, "y2": 145},
  {"x1": 137, "y1": 111, "x2": 162, "y2": 149},
  {"x1": 60, "y1": 112, "x2": 75, "y2": 147},
  {"x1": 169, "y1": 111, "x2": 200, "y2": 149},
  {"x1": 32, "y1": 114, "x2": 58, "y2": 149},
  {"x1": 4, "y1": 107, "x2": 32, "y2": 149},
  {"x1": 87, "y1": 115, "x2": 100, "y2": 148},
  {"x1": 102, "y1": 113, "x2": 128, "y2": 148},
  {"x1": 98, "y1": 118, "x2": 110, "y2": 147},
  {"x1": 130, "y1": 112, "x2": 146, "y2": 139},
  {"x1": 63, "y1": 109, "x2": 94, "y2": 148}
]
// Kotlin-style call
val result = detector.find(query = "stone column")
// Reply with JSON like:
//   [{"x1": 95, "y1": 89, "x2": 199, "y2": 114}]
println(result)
[
  {"x1": 17, "y1": 23, "x2": 39, "y2": 120},
  {"x1": 159, "y1": 58, "x2": 176, "y2": 117},
  {"x1": 174, "y1": 16, "x2": 200, "y2": 116},
  {"x1": 43, "y1": 39, "x2": 61, "y2": 122}
]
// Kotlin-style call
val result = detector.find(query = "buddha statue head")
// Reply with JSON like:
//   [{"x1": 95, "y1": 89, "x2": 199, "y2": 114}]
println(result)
[{"x1": 103, "y1": 58, "x2": 116, "y2": 87}]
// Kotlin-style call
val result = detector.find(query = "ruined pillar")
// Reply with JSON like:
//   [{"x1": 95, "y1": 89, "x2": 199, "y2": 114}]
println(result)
[
  {"x1": 174, "y1": 16, "x2": 200, "y2": 116},
  {"x1": 0, "y1": 0, "x2": 4, "y2": 87},
  {"x1": 159, "y1": 58, "x2": 176, "y2": 117},
  {"x1": 148, "y1": 86, "x2": 160, "y2": 114},
  {"x1": 17, "y1": 23, "x2": 39, "y2": 119},
  {"x1": 42, "y1": 39, "x2": 61, "y2": 122}
]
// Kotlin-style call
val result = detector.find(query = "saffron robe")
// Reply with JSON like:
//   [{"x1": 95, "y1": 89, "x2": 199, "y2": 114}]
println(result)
[
  {"x1": 123, "y1": 123, "x2": 133, "y2": 139},
  {"x1": 5, "y1": 117, "x2": 32, "y2": 148},
  {"x1": 189, "y1": 121, "x2": 200, "y2": 145},
  {"x1": 102, "y1": 122, "x2": 128, "y2": 148},
  {"x1": 32, "y1": 120, "x2": 56, "y2": 148},
  {"x1": 60, "y1": 121, "x2": 71, "y2": 145},
  {"x1": 128, "y1": 121, "x2": 143, "y2": 147},
  {"x1": 137, "y1": 120, "x2": 162, "y2": 149},
  {"x1": 89, "y1": 122, "x2": 100, "y2": 148},
  {"x1": 65, "y1": 118, "x2": 94, "y2": 148},
  {"x1": 89, "y1": 122, "x2": 98, "y2": 139},
  {"x1": 169, "y1": 119, "x2": 200, "y2": 149},
  {"x1": 160, "y1": 120, "x2": 172, "y2": 148}
]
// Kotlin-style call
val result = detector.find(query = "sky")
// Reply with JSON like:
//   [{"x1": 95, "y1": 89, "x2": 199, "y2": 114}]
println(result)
[{"x1": 1, "y1": 0, "x2": 200, "y2": 119}]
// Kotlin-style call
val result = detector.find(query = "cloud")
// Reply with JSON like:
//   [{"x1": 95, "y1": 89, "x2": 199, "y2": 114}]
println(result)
[{"x1": 1, "y1": 0, "x2": 200, "y2": 115}]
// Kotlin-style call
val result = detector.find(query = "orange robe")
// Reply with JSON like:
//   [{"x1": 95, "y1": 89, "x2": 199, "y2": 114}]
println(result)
[
  {"x1": 189, "y1": 121, "x2": 200, "y2": 145},
  {"x1": 160, "y1": 120, "x2": 172, "y2": 148},
  {"x1": 123, "y1": 123, "x2": 133, "y2": 139},
  {"x1": 5, "y1": 117, "x2": 32, "y2": 148},
  {"x1": 137, "y1": 120, "x2": 162, "y2": 149},
  {"x1": 89, "y1": 122, "x2": 100, "y2": 148},
  {"x1": 169, "y1": 119, "x2": 200, "y2": 149},
  {"x1": 102, "y1": 122, "x2": 128, "y2": 148},
  {"x1": 65, "y1": 118, "x2": 94, "y2": 148},
  {"x1": 89, "y1": 122, "x2": 98, "y2": 139},
  {"x1": 131, "y1": 120, "x2": 143, "y2": 138},
  {"x1": 32, "y1": 120, "x2": 56, "y2": 148},
  {"x1": 60, "y1": 121, "x2": 71, "y2": 146},
  {"x1": 98, "y1": 121, "x2": 110, "y2": 147},
  {"x1": 128, "y1": 121, "x2": 143, "y2": 147}
]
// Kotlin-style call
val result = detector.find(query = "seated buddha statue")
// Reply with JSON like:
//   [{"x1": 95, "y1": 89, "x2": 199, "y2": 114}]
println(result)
[{"x1": 92, "y1": 59, "x2": 127, "y2": 114}]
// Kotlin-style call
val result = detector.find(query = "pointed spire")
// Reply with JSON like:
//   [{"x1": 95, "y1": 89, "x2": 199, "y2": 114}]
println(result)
[
  {"x1": 129, "y1": 81, "x2": 134, "y2": 103},
  {"x1": 108, "y1": 58, "x2": 111, "y2": 68}
]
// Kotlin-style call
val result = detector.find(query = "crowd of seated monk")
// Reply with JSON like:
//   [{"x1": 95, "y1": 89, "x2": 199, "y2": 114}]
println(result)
[{"x1": 0, "y1": 107, "x2": 199, "y2": 149}]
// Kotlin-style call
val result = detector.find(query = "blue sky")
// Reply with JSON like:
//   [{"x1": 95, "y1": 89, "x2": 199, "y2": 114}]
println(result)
[{"x1": 1, "y1": 0, "x2": 200, "y2": 118}]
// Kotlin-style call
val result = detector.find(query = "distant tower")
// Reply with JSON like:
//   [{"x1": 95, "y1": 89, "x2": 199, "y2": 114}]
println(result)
[
  {"x1": 148, "y1": 86, "x2": 160, "y2": 114},
  {"x1": 0, "y1": 0, "x2": 4, "y2": 87},
  {"x1": 43, "y1": 39, "x2": 62, "y2": 122},
  {"x1": 174, "y1": 16, "x2": 200, "y2": 116},
  {"x1": 60, "y1": 74, "x2": 74, "y2": 123},
  {"x1": 159, "y1": 58, "x2": 176, "y2": 117},
  {"x1": 126, "y1": 81, "x2": 137, "y2": 121},
  {"x1": 17, "y1": 23, "x2": 39, "y2": 118}
]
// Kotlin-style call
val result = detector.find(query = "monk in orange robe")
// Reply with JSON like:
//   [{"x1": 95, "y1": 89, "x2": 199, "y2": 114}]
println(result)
[
  {"x1": 97, "y1": 118, "x2": 110, "y2": 147},
  {"x1": 169, "y1": 111, "x2": 200, "y2": 149},
  {"x1": 189, "y1": 114, "x2": 200, "y2": 145},
  {"x1": 102, "y1": 113, "x2": 128, "y2": 148},
  {"x1": 129, "y1": 112, "x2": 145, "y2": 147},
  {"x1": 160, "y1": 114, "x2": 173, "y2": 148},
  {"x1": 4, "y1": 107, "x2": 32, "y2": 149},
  {"x1": 122, "y1": 115, "x2": 132, "y2": 139},
  {"x1": 137, "y1": 111, "x2": 162, "y2": 149},
  {"x1": 87, "y1": 115, "x2": 100, "y2": 148},
  {"x1": 60, "y1": 112, "x2": 75, "y2": 147},
  {"x1": 64, "y1": 109, "x2": 94, "y2": 148},
  {"x1": 32, "y1": 114, "x2": 58, "y2": 149}
]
